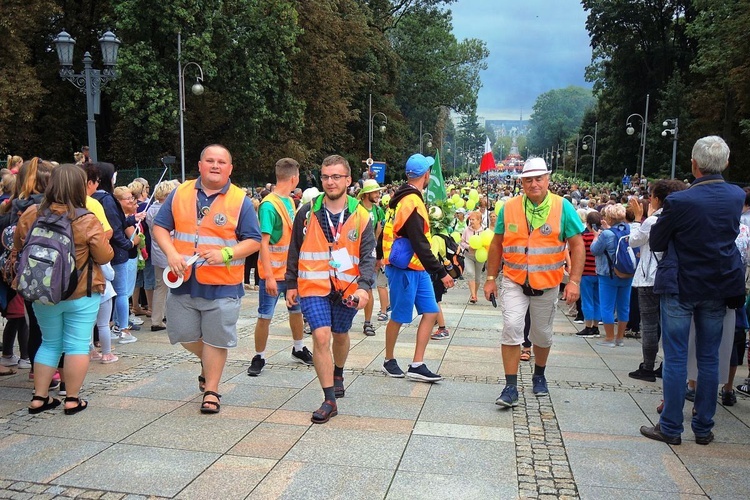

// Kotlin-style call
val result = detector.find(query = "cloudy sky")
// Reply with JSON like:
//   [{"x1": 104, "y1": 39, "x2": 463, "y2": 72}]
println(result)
[{"x1": 449, "y1": 0, "x2": 593, "y2": 121}]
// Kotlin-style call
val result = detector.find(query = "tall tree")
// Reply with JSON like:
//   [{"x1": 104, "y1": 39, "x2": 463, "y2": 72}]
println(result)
[{"x1": 527, "y1": 86, "x2": 595, "y2": 155}]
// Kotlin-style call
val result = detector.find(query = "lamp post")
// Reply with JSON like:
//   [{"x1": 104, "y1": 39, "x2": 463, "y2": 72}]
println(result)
[
  {"x1": 178, "y1": 33, "x2": 206, "y2": 182},
  {"x1": 455, "y1": 146, "x2": 463, "y2": 176},
  {"x1": 582, "y1": 122, "x2": 598, "y2": 183},
  {"x1": 625, "y1": 93, "x2": 650, "y2": 180},
  {"x1": 420, "y1": 132, "x2": 433, "y2": 155},
  {"x1": 662, "y1": 117, "x2": 679, "y2": 179},
  {"x1": 443, "y1": 141, "x2": 452, "y2": 177},
  {"x1": 367, "y1": 93, "x2": 387, "y2": 159},
  {"x1": 53, "y1": 29, "x2": 121, "y2": 163},
  {"x1": 574, "y1": 134, "x2": 580, "y2": 178}
]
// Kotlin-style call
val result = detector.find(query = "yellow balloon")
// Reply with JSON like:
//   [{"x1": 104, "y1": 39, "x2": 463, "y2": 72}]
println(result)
[
  {"x1": 475, "y1": 247, "x2": 488, "y2": 263},
  {"x1": 469, "y1": 189, "x2": 480, "y2": 201},
  {"x1": 454, "y1": 198, "x2": 465, "y2": 208},
  {"x1": 494, "y1": 199, "x2": 503, "y2": 215},
  {"x1": 473, "y1": 180, "x2": 479, "y2": 187},
  {"x1": 466, "y1": 199, "x2": 476, "y2": 211},
  {"x1": 481, "y1": 229, "x2": 494, "y2": 247},
  {"x1": 451, "y1": 232, "x2": 461, "y2": 243},
  {"x1": 469, "y1": 234, "x2": 482, "y2": 249}
]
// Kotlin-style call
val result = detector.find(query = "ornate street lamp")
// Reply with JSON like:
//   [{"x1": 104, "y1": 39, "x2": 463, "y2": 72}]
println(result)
[
  {"x1": 662, "y1": 118, "x2": 679, "y2": 179},
  {"x1": 178, "y1": 33, "x2": 206, "y2": 182},
  {"x1": 581, "y1": 122, "x2": 598, "y2": 183},
  {"x1": 367, "y1": 94, "x2": 387, "y2": 160},
  {"x1": 625, "y1": 94, "x2": 650, "y2": 179},
  {"x1": 53, "y1": 29, "x2": 121, "y2": 163}
]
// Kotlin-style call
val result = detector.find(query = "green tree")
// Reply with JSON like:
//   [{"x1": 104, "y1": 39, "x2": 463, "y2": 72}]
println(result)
[{"x1": 527, "y1": 86, "x2": 595, "y2": 156}]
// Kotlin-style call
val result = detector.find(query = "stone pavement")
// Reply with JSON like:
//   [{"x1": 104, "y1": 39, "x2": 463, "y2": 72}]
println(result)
[{"x1": 1, "y1": 284, "x2": 749, "y2": 499}]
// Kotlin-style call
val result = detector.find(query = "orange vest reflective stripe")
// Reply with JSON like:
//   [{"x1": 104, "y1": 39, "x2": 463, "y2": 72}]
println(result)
[
  {"x1": 502, "y1": 194, "x2": 566, "y2": 289},
  {"x1": 171, "y1": 180, "x2": 245, "y2": 285},
  {"x1": 382, "y1": 191, "x2": 431, "y2": 271},
  {"x1": 258, "y1": 193, "x2": 293, "y2": 280},
  {"x1": 298, "y1": 195, "x2": 369, "y2": 297}
]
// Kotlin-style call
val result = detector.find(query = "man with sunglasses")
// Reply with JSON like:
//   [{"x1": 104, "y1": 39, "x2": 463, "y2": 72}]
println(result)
[{"x1": 285, "y1": 155, "x2": 376, "y2": 424}]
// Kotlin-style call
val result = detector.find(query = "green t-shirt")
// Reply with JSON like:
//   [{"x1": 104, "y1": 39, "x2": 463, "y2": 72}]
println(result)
[
  {"x1": 258, "y1": 195, "x2": 295, "y2": 244},
  {"x1": 495, "y1": 194, "x2": 583, "y2": 241},
  {"x1": 362, "y1": 203, "x2": 385, "y2": 234}
]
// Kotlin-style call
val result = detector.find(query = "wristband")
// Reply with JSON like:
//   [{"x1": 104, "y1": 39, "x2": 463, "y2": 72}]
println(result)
[
  {"x1": 221, "y1": 247, "x2": 234, "y2": 265},
  {"x1": 486, "y1": 275, "x2": 497, "y2": 281},
  {"x1": 568, "y1": 280, "x2": 580, "y2": 287}
]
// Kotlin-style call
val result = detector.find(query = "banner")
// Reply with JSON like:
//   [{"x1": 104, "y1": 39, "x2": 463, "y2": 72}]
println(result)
[
  {"x1": 426, "y1": 151, "x2": 447, "y2": 203},
  {"x1": 371, "y1": 161, "x2": 386, "y2": 184}
]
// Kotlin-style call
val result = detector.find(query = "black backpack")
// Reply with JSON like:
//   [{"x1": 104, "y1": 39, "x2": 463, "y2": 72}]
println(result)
[{"x1": 436, "y1": 233, "x2": 465, "y2": 279}]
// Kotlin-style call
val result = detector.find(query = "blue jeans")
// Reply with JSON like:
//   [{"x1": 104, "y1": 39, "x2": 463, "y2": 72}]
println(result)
[
  {"x1": 112, "y1": 259, "x2": 138, "y2": 328},
  {"x1": 659, "y1": 294, "x2": 726, "y2": 437},
  {"x1": 597, "y1": 274, "x2": 632, "y2": 324}
]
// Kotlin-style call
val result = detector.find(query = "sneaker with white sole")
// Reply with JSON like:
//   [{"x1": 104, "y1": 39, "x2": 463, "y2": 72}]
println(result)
[
  {"x1": 291, "y1": 346, "x2": 313, "y2": 365},
  {"x1": 382, "y1": 359, "x2": 405, "y2": 378},
  {"x1": 496, "y1": 385, "x2": 519, "y2": 407},
  {"x1": 0, "y1": 355, "x2": 19, "y2": 367},
  {"x1": 431, "y1": 327, "x2": 450, "y2": 340},
  {"x1": 129, "y1": 314, "x2": 144, "y2": 325},
  {"x1": 16, "y1": 358, "x2": 32, "y2": 369},
  {"x1": 118, "y1": 332, "x2": 138, "y2": 344},
  {"x1": 406, "y1": 364, "x2": 442, "y2": 382}
]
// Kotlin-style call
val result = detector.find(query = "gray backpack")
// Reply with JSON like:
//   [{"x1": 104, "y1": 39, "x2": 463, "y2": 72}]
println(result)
[{"x1": 16, "y1": 208, "x2": 92, "y2": 305}]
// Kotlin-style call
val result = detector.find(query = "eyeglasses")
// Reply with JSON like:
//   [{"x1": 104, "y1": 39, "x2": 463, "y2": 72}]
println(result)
[
  {"x1": 119, "y1": 196, "x2": 135, "y2": 202},
  {"x1": 320, "y1": 174, "x2": 349, "y2": 182}
]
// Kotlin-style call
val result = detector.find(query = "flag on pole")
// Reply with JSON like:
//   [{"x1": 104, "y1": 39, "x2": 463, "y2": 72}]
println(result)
[
  {"x1": 426, "y1": 150, "x2": 447, "y2": 203},
  {"x1": 479, "y1": 136, "x2": 495, "y2": 173}
]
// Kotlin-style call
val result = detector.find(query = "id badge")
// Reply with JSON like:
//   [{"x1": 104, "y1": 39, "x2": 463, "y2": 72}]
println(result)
[{"x1": 330, "y1": 248, "x2": 354, "y2": 271}]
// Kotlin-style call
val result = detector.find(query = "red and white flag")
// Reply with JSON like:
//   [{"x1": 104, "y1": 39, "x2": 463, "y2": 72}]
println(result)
[{"x1": 479, "y1": 136, "x2": 495, "y2": 173}]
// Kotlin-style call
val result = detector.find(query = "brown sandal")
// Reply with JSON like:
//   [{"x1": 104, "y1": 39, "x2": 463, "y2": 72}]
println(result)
[
  {"x1": 520, "y1": 349, "x2": 531, "y2": 362},
  {"x1": 200, "y1": 391, "x2": 221, "y2": 414},
  {"x1": 334, "y1": 376, "x2": 345, "y2": 399},
  {"x1": 311, "y1": 400, "x2": 338, "y2": 424}
]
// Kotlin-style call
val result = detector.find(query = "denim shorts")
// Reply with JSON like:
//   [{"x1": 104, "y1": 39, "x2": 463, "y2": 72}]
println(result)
[
  {"x1": 299, "y1": 295, "x2": 357, "y2": 334},
  {"x1": 385, "y1": 265, "x2": 439, "y2": 324},
  {"x1": 135, "y1": 261, "x2": 156, "y2": 289},
  {"x1": 257, "y1": 279, "x2": 301, "y2": 319}
]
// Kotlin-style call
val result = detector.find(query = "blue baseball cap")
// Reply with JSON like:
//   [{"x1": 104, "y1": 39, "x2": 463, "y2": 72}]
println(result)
[{"x1": 405, "y1": 154, "x2": 435, "y2": 178}]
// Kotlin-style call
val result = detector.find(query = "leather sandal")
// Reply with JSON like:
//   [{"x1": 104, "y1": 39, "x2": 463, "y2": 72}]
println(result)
[
  {"x1": 334, "y1": 376, "x2": 345, "y2": 399},
  {"x1": 201, "y1": 391, "x2": 221, "y2": 414},
  {"x1": 198, "y1": 375, "x2": 206, "y2": 393},
  {"x1": 63, "y1": 396, "x2": 88, "y2": 415},
  {"x1": 520, "y1": 349, "x2": 531, "y2": 362},
  {"x1": 311, "y1": 400, "x2": 338, "y2": 424},
  {"x1": 29, "y1": 395, "x2": 61, "y2": 414}
]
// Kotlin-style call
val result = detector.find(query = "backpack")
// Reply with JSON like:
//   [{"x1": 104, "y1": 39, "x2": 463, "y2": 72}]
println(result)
[
  {"x1": 604, "y1": 223, "x2": 636, "y2": 279},
  {"x1": 15, "y1": 208, "x2": 92, "y2": 305},
  {"x1": 436, "y1": 233, "x2": 465, "y2": 279}
]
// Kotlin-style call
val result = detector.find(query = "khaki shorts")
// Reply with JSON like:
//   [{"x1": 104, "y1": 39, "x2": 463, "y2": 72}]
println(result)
[
  {"x1": 166, "y1": 293, "x2": 241, "y2": 348},
  {"x1": 500, "y1": 276, "x2": 557, "y2": 348}
]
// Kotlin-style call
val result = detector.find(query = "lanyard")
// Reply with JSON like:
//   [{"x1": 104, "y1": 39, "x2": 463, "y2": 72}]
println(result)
[{"x1": 325, "y1": 208, "x2": 345, "y2": 244}]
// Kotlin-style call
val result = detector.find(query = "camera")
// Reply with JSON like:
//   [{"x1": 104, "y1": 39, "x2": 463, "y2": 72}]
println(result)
[{"x1": 343, "y1": 294, "x2": 359, "y2": 308}]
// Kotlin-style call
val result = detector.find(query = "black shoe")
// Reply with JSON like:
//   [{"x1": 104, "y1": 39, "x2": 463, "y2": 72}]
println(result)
[
  {"x1": 406, "y1": 363, "x2": 442, "y2": 382},
  {"x1": 628, "y1": 363, "x2": 657, "y2": 382},
  {"x1": 695, "y1": 432, "x2": 714, "y2": 445},
  {"x1": 576, "y1": 326, "x2": 598, "y2": 338},
  {"x1": 640, "y1": 424, "x2": 681, "y2": 445},
  {"x1": 654, "y1": 363, "x2": 662, "y2": 379},
  {"x1": 151, "y1": 325, "x2": 166, "y2": 332},
  {"x1": 720, "y1": 389, "x2": 737, "y2": 406},
  {"x1": 291, "y1": 346, "x2": 313, "y2": 366},
  {"x1": 247, "y1": 355, "x2": 265, "y2": 376}
]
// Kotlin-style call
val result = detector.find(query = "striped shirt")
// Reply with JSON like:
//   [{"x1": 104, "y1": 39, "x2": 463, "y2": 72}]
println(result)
[{"x1": 583, "y1": 230, "x2": 596, "y2": 276}]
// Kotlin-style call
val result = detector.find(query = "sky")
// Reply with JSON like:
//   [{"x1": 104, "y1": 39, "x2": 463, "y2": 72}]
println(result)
[{"x1": 449, "y1": 0, "x2": 593, "y2": 121}]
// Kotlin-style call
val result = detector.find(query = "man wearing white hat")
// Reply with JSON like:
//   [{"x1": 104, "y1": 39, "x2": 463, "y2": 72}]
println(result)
[
  {"x1": 358, "y1": 179, "x2": 390, "y2": 333},
  {"x1": 484, "y1": 157, "x2": 584, "y2": 407}
]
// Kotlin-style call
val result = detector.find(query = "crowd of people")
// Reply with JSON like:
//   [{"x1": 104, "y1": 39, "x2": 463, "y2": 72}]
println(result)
[{"x1": 2, "y1": 135, "x2": 748, "y2": 442}]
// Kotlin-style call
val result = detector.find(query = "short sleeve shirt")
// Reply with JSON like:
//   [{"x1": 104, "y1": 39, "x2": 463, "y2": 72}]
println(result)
[
  {"x1": 495, "y1": 195, "x2": 583, "y2": 241},
  {"x1": 86, "y1": 196, "x2": 112, "y2": 233},
  {"x1": 258, "y1": 195, "x2": 295, "y2": 244}
]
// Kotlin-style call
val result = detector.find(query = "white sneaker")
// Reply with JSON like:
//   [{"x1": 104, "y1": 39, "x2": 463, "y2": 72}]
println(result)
[
  {"x1": 129, "y1": 314, "x2": 144, "y2": 325},
  {"x1": 0, "y1": 355, "x2": 19, "y2": 367},
  {"x1": 17, "y1": 358, "x2": 32, "y2": 369},
  {"x1": 119, "y1": 332, "x2": 138, "y2": 344}
]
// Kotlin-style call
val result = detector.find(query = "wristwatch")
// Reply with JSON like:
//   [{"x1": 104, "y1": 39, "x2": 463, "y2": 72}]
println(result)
[{"x1": 486, "y1": 275, "x2": 497, "y2": 281}]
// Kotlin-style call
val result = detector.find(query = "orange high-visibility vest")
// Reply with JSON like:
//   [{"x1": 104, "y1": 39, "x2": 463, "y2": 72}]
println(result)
[
  {"x1": 258, "y1": 193, "x2": 293, "y2": 280},
  {"x1": 502, "y1": 194, "x2": 565, "y2": 289},
  {"x1": 382, "y1": 192, "x2": 431, "y2": 271},
  {"x1": 298, "y1": 195, "x2": 369, "y2": 297},
  {"x1": 171, "y1": 180, "x2": 245, "y2": 285}
]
